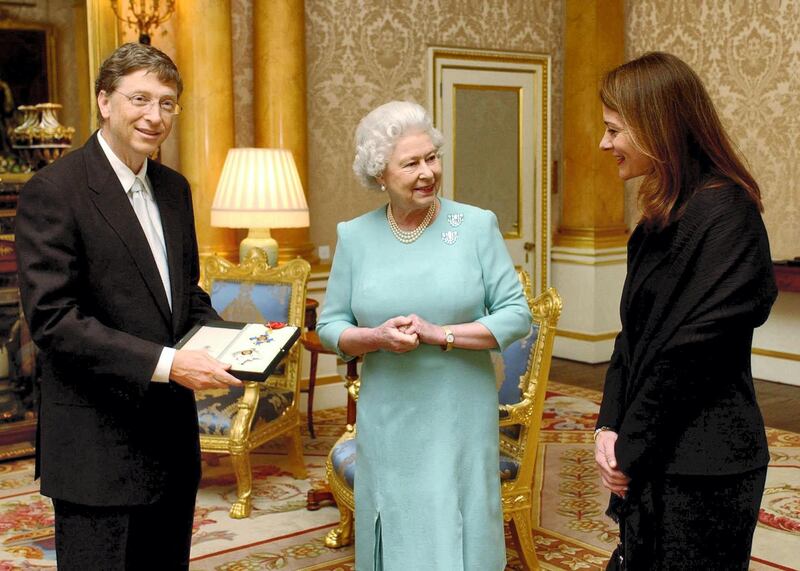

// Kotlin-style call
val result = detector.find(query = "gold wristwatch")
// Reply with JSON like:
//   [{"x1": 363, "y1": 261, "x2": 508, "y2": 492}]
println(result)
[{"x1": 442, "y1": 327, "x2": 455, "y2": 352}]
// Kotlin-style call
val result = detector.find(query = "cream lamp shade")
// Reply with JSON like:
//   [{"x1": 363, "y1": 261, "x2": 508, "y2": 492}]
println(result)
[{"x1": 211, "y1": 148, "x2": 310, "y2": 265}]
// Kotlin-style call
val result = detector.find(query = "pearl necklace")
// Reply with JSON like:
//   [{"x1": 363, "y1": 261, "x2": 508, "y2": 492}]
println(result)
[{"x1": 387, "y1": 201, "x2": 437, "y2": 244}]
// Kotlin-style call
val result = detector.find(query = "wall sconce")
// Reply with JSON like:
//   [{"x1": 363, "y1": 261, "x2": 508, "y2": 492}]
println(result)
[
  {"x1": 110, "y1": 0, "x2": 176, "y2": 45},
  {"x1": 211, "y1": 148, "x2": 310, "y2": 266}
]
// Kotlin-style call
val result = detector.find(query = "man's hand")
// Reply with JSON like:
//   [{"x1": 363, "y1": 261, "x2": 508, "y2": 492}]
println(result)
[
  {"x1": 594, "y1": 430, "x2": 631, "y2": 498},
  {"x1": 170, "y1": 349, "x2": 242, "y2": 390}
]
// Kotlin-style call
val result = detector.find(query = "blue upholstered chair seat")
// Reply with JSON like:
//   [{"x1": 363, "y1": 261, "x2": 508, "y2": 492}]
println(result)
[
  {"x1": 329, "y1": 439, "x2": 521, "y2": 488},
  {"x1": 330, "y1": 437, "x2": 357, "y2": 488},
  {"x1": 197, "y1": 387, "x2": 295, "y2": 437}
]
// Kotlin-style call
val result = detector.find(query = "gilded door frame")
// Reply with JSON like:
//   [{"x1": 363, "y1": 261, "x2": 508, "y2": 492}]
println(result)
[{"x1": 427, "y1": 46, "x2": 551, "y2": 293}]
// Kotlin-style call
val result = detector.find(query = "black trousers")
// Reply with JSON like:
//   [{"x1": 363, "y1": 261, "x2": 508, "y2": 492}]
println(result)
[
  {"x1": 52, "y1": 479, "x2": 198, "y2": 571},
  {"x1": 611, "y1": 466, "x2": 767, "y2": 571}
]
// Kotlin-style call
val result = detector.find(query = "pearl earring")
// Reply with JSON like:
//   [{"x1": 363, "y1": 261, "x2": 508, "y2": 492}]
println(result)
[{"x1": 380, "y1": 184, "x2": 386, "y2": 192}]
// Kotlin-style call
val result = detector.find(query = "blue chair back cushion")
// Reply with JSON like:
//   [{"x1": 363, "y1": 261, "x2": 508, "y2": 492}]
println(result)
[
  {"x1": 209, "y1": 279, "x2": 292, "y2": 376},
  {"x1": 210, "y1": 280, "x2": 292, "y2": 323},
  {"x1": 498, "y1": 323, "x2": 539, "y2": 406},
  {"x1": 196, "y1": 386, "x2": 294, "y2": 436},
  {"x1": 498, "y1": 323, "x2": 538, "y2": 440}
]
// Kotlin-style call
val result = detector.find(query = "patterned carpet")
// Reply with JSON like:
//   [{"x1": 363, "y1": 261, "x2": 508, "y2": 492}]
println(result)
[
  {"x1": 533, "y1": 384, "x2": 800, "y2": 571},
  {"x1": 0, "y1": 382, "x2": 797, "y2": 570}
]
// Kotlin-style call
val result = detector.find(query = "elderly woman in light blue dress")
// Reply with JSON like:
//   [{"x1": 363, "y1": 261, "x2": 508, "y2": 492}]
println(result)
[{"x1": 317, "y1": 100, "x2": 531, "y2": 571}]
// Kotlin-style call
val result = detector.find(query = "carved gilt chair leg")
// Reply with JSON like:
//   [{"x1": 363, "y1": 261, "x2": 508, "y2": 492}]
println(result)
[
  {"x1": 229, "y1": 448, "x2": 253, "y2": 519},
  {"x1": 286, "y1": 427, "x2": 308, "y2": 479},
  {"x1": 508, "y1": 511, "x2": 540, "y2": 571},
  {"x1": 324, "y1": 505, "x2": 354, "y2": 548}
]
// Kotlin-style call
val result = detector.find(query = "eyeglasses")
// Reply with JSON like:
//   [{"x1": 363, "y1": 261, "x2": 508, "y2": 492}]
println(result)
[{"x1": 115, "y1": 91, "x2": 182, "y2": 116}]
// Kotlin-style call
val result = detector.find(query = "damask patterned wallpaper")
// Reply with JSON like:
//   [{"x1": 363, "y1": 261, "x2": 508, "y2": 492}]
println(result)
[
  {"x1": 303, "y1": 0, "x2": 564, "y2": 253},
  {"x1": 626, "y1": 0, "x2": 799, "y2": 259},
  {"x1": 230, "y1": 1, "x2": 797, "y2": 259}
]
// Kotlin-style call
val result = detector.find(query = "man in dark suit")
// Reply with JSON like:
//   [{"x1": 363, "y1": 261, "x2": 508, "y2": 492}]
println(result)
[{"x1": 16, "y1": 42, "x2": 242, "y2": 570}]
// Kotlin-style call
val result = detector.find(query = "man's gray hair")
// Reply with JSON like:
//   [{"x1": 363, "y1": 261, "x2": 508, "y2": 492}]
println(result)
[{"x1": 352, "y1": 101, "x2": 443, "y2": 190}]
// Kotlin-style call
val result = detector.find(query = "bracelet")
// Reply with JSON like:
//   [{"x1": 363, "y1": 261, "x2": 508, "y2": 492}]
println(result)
[{"x1": 593, "y1": 426, "x2": 613, "y2": 442}]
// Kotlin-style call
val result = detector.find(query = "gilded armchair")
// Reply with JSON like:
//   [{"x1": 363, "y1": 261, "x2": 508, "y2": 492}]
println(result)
[
  {"x1": 323, "y1": 275, "x2": 562, "y2": 571},
  {"x1": 497, "y1": 280, "x2": 562, "y2": 569},
  {"x1": 196, "y1": 251, "x2": 310, "y2": 519}
]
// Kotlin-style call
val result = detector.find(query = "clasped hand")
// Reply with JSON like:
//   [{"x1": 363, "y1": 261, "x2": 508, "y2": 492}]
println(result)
[{"x1": 376, "y1": 313, "x2": 440, "y2": 353}]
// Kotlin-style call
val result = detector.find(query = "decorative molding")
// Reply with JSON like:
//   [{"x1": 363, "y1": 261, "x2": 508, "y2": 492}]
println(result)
[
  {"x1": 550, "y1": 245, "x2": 627, "y2": 267},
  {"x1": 551, "y1": 257, "x2": 626, "y2": 267},
  {"x1": 554, "y1": 227, "x2": 629, "y2": 250},
  {"x1": 0, "y1": 444, "x2": 35, "y2": 461},
  {"x1": 556, "y1": 328, "x2": 618, "y2": 342},
  {"x1": 752, "y1": 347, "x2": 800, "y2": 363}
]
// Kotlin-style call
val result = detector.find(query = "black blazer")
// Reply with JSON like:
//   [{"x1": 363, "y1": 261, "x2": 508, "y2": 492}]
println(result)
[
  {"x1": 16, "y1": 134, "x2": 219, "y2": 506},
  {"x1": 597, "y1": 185, "x2": 777, "y2": 479}
]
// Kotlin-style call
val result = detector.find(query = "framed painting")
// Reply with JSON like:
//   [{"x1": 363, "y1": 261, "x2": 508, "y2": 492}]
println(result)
[
  {"x1": 0, "y1": 21, "x2": 57, "y2": 168},
  {"x1": 0, "y1": 21, "x2": 57, "y2": 109}
]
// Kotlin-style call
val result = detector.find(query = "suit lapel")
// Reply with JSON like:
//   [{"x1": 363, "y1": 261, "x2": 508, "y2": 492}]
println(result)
[
  {"x1": 84, "y1": 135, "x2": 172, "y2": 325},
  {"x1": 148, "y1": 162, "x2": 185, "y2": 335}
]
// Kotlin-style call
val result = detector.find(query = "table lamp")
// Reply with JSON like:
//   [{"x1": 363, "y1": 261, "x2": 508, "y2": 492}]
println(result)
[{"x1": 211, "y1": 148, "x2": 310, "y2": 265}]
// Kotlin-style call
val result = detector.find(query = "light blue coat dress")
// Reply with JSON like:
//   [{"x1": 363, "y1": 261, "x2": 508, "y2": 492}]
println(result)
[{"x1": 318, "y1": 198, "x2": 532, "y2": 571}]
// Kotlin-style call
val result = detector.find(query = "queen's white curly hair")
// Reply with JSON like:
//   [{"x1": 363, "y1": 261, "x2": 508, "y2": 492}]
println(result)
[{"x1": 352, "y1": 101, "x2": 444, "y2": 190}]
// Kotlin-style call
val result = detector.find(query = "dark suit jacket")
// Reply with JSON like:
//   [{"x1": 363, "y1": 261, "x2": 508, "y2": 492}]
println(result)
[
  {"x1": 16, "y1": 134, "x2": 219, "y2": 506},
  {"x1": 597, "y1": 185, "x2": 777, "y2": 480}
]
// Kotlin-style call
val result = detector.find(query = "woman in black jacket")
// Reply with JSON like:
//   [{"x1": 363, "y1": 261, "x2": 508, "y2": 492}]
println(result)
[{"x1": 594, "y1": 52, "x2": 777, "y2": 570}]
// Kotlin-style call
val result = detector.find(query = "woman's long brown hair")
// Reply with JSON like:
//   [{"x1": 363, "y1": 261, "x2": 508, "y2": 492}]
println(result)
[{"x1": 600, "y1": 52, "x2": 762, "y2": 231}]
